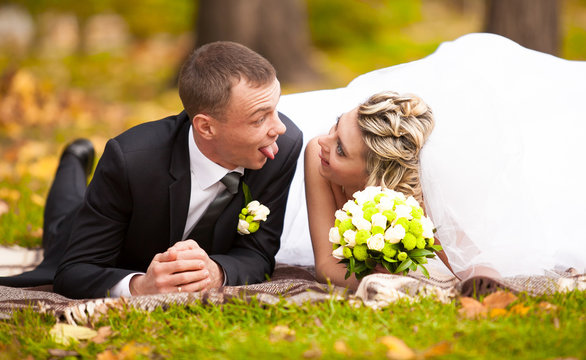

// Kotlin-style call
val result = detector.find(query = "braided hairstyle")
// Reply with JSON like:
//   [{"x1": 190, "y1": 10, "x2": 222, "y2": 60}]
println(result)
[{"x1": 357, "y1": 91, "x2": 434, "y2": 204}]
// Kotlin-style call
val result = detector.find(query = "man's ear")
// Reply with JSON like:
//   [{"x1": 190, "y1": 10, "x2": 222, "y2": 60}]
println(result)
[{"x1": 192, "y1": 114, "x2": 215, "y2": 140}]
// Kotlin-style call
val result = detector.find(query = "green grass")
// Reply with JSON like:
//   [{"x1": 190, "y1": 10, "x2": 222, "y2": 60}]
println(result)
[{"x1": 1, "y1": 291, "x2": 585, "y2": 359}]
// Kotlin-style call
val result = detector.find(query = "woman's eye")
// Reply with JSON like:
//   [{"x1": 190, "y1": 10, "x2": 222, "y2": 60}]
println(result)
[{"x1": 336, "y1": 141, "x2": 345, "y2": 156}]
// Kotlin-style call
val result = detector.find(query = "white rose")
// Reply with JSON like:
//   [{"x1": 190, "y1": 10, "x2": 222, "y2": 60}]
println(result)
[
  {"x1": 421, "y1": 216, "x2": 435, "y2": 238},
  {"x1": 377, "y1": 195, "x2": 394, "y2": 212},
  {"x1": 384, "y1": 224, "x2": 406, "y2": 244},
  {"x1": 367, "y1": 233, "x2": 385, "y2": 251},
  {"x1": 329, "y1": 227, "x2": 341, "y2": 244},
  {"x1": 370, "y1": 212, "x2": 388, "y2": 230},
  {"x1": 247, "y1": 200, "x2": 261, "y2": 213},
  {"x1": 237, "y1": 219, "x2": 250, "y2": 235},
  {"x1": 343, "y1": 201, "x2": 361, "y2": 216},
  {"x1": 343, "y1": 229, "x2": 357, "y2": 247},
  {"x1": 352, "y1": 217, "x2": 372, "y2": 232},
  {"x1": 354, "y1": 186, "x2": 381, "y2": 205},
  {"x1": 406, "y1": 196, "x2": 420, "y2": 209},
  {"x1": 332, "y1": 246, "x2": 345, "y2": 260},
  {"x1": 382, "y1": 188, "x2": 399, "y2": 198},
  {"x1": 395, "y1": 204, "x2": 413, "y2": 220},
  {"x1": 335, "y1": 209, "x2": 350, "y2": 222},
  {"x1": 253, "y1": 204, "x2": 270, "y2": 221}
]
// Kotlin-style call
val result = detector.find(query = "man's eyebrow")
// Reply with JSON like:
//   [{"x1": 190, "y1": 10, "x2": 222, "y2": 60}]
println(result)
[
  {"x1": 250, "y1": 106, "x2": 273, "y2": 117},
  {"x1": 250, "y1": 89, "x2": 281, "y2": 117}
]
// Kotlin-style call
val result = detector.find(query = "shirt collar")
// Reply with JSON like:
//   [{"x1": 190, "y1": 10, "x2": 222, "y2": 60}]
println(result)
[{"x1": 188, "y1": 125, "x2": 244, "y2": 190}]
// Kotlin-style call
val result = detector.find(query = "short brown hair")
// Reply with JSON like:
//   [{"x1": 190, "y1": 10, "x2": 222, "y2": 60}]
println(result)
[{"x1": 178, "y1": 41, "x2": 276, "y2": 119}]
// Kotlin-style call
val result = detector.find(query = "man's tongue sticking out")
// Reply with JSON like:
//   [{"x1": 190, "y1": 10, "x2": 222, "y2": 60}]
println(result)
[{"x1": 259, "y1": 142, "x2": 279, "y2": 160}]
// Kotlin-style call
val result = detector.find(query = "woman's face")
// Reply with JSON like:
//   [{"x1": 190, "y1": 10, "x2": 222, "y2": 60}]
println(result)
[{"x1": 317, "y1": 107, "x2": 368, "y2": 190}]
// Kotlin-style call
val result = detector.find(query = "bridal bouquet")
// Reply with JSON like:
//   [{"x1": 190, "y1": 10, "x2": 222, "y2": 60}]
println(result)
[{"x1": 330, "y1": 186, "x2": 442, "y2": 279}]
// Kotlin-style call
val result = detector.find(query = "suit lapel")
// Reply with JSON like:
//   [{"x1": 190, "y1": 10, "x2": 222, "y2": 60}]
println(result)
[{"x1": 168, "y1": 117, "x2": 192, "y2": 246}]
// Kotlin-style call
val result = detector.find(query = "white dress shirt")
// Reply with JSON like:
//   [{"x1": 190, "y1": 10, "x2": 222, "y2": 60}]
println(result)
[{"x1": 110, "y1": 125, "x2": 243, "y2": 297}]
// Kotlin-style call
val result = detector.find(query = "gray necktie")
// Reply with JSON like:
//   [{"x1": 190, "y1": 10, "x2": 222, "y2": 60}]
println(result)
[{"x1": 188, "y1": 172, "x2": 240, "y2": 250}]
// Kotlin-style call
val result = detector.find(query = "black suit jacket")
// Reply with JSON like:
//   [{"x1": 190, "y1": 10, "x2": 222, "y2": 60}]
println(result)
[{"x1": 54, "y1": 111, "x2": 303, "y2": 299}]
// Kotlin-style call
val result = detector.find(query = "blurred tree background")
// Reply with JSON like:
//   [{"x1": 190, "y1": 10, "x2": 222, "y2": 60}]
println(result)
[{"x1": 0, "y1": 0, "x2": 586, "y2": 246}]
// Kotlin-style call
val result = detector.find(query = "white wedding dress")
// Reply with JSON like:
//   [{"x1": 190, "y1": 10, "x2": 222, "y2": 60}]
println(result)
[{"x1": 275, "y1": 33, "x2": 586, "y2": 277}]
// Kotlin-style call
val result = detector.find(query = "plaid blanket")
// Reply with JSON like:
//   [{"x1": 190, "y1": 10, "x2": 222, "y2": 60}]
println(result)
[{"x1": 1, "y1": 264, "x2": 584, "y2": 325}]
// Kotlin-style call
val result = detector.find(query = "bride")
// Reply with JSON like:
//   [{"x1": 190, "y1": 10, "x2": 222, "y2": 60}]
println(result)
[{"x1": 276, "y1": 33, "x2": 586, "y2": 289}]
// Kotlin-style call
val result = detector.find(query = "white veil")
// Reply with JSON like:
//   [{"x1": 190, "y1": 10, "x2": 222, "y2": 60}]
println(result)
[{"x1": 276, "y1": 33, "x2": 586, "y2": 277}]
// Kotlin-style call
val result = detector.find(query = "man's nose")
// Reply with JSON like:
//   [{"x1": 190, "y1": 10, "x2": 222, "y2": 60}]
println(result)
[{"x1": 268, "y1": 112, "x2": 286, "y2": 137}]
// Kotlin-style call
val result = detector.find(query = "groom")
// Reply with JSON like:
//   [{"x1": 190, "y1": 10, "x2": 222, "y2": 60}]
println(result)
[{"x1": 5, "y1": 41, "x2": 302, "y2": 299}]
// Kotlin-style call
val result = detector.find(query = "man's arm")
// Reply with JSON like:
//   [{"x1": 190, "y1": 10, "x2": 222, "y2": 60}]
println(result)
[{"x1": 54, "y1": 139, "x2": 135, "y2": 298}]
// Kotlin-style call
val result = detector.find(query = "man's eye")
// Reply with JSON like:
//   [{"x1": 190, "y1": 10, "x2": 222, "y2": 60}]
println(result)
[
  {"x1": 256, "y1": 117, "x2": 266, "y2": 125},
  {"x1": 336, "y1": 141, "x2": 345, "y2": 156}
]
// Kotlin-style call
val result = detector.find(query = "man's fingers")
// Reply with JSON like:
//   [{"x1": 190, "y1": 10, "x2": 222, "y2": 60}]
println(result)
[
  {"x1": 176, "y1": 277, "x2": 212, "y2": 293},
  {"x1": 173, "y1": 248, "x2": 208, "y2": 261},
  {"x1": 152, "y1": 258, "x2": 205, "y2": 276},
  {"x1": 155, "y1": 248, "x2": 179, "y2": 263},
  {"x1": 170, "y1": 268, "x2": 210, "y2": 288},
  {"x1": 170, "y1": 239, "x2": 200, "y2": 251}
]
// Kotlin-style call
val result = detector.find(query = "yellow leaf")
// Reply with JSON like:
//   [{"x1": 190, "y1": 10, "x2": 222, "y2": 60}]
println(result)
[
  {"x1": 303, "y1": 344, "x2": 322, "y2": 359},
  {"x1": 50, "y1": 323, "x2": 98, "y2": 346},
  {"x1": 118, "y1": 342, "x2": 151, "y2": 360},
  {"x1": 91, "y1": 326, "x2": 113, "y2": 344},
  {"x1": 28, "y1": 156, "x2": 58, "y2": 181},
  {"x1": 482, "y1": 291, "x2": 517, "y2": 309},
  {"x1": 489, "y1": 308, "x2": 508, "y2": 318},
  {"x1": 458, "y1": 297, "x2": 487, "y2": 319},
  {"x1": 423, "y1": 341, "x2": 452, "y2": 358},
  {"x1": 333, "y1": 340, "x2": 351, "y2": 356},
  {"x1": 0, "y1": 188, "x2": 20, "y2": 202},
  {"x1": 510, "y1": 304, "x2": 530, "y2": 316},
  {"x1": 378, "y1": 335, "x2": 415, "y2": 360},
  {"x1": 269, "y1": 325, "x2": 296, "y2": 342},
  {"x1": 0, "y1": 200, "x2": 8, "y2": 216},
  {"x1": 31, "y1": 193, "x2": 45, "y2": 207},
  {"x1": 537, "y1": 301, "x2": 558, "y2": 312},
  {"x1": 96, "y1": 349, "x2": 118, "y2": 360}
]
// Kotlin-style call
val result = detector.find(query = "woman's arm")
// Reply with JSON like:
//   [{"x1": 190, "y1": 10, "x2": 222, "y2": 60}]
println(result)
[{"x1": 304, "y1": 138, "x2": 360, "y2": 290}]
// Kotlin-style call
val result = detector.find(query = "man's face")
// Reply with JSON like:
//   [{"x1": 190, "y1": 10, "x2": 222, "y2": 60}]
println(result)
[{"x1": 210, "y1": 77, "x2": 285, "y2": 170}]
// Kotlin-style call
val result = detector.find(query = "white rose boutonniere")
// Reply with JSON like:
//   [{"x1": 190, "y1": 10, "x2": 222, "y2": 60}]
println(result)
[{"x1": 237, "y1": 182, "x2": 270, "y2": 235}]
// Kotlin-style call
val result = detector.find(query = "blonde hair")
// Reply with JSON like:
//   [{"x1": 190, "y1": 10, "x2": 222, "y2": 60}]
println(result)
[{"x1": 357, "y1": 91, "x2": 434, "y2": 204}]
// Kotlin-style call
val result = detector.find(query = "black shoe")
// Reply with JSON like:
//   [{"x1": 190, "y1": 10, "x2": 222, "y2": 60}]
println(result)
[{"x1": 61, "y1": 138, "x2": 95, "y2": 177}]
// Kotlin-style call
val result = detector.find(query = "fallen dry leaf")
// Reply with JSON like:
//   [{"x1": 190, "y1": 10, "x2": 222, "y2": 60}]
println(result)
[
  {"x1": 510, "y1": 304, "x2": 530, "y2": 316},
  {"x1": 0, "y1": 200, "x2": 8, "y2": 216},
  {"x1": 269, "y1": 325, "x2": 296, "y2": 342},
  {"x1": 31, "y1": 192, "x2": 46, "y2": 207},
  {"x1": 458, "y1": 297, "x2": 487, "y2": 319},
  {"x1": 489, "y1": 308, "x2": 508, "y2": 318},
  {"x1": 0, "y1": 188, "x2": 20, "y2": 202},
  {"x1": 482, "y1": 291, "x2": 517, "y2": 309},
  {"x1": 91, "y1": 326, "x2": 113, "y2": 344},
  {"x1": 48, "y1": 349, "x2": 79, "y2": 357},
  {"x1": 96, "y1": 349, "x2": 118, "y2": 360},
  {"x1": 537, "y1": 301, "x2": 558, "y2": 312},
  {"x1": 303, "y1": 344, "x2": 322, "y2": 359},
  {"x1": 50, "y1": 323, "x2": 98, "y2": 346},
  {"x1": 378, "y1": 335, "x2": 416, "y2": 360},
  {"x1": 118, "y1": 342, "x2": 151, "y2": 359},
  {"x1": 422, "y1": 341, "x2": 452, "y2": 358},
  {"x1": 333, "y1": 340, "x2": 352, "y2": 356}
]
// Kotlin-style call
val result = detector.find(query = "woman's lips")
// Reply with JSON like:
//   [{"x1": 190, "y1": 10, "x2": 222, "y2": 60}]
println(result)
[{"x1": 319, "y1": 151, "x2": 329, "y2": 166}]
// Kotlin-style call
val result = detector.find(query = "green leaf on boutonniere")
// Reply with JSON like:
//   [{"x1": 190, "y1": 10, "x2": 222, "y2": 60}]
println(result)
[{"x1": 242, "y1": 181, "x2": 253, "y2": 205}]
